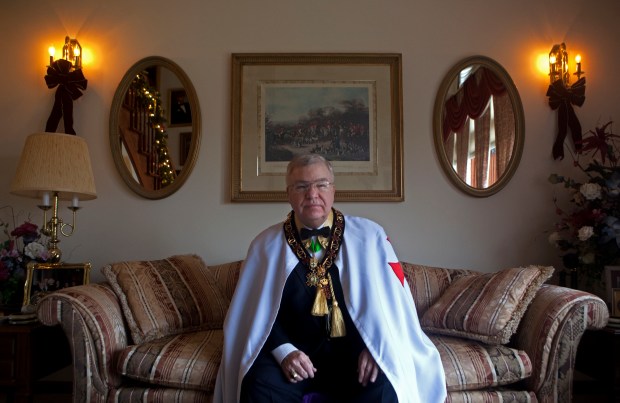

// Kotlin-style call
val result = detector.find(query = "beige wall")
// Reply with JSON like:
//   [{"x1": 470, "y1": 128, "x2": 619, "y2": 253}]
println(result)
[{"x1": 1, "y1": 0, "x2": 619, "y2": 282}]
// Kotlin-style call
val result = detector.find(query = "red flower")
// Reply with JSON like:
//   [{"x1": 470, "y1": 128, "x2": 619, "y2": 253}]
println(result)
[
  {"x1": 568, "y1": 208, "x2": 604, "y2": 230},
  {"x1": 10, "y1": 222, "x2": 40, "y2": 244},
  {"x1": 577, "y1": 121, "x2": 619, "y2": 164}
]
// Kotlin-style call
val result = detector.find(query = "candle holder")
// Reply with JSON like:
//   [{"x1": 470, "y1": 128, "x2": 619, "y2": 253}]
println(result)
[{"x1": 38, "y1": 192, "x2": 80, "y2": 263}]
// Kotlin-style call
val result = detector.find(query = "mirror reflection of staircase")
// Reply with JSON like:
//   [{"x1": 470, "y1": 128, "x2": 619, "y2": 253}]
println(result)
[{"x1": 118, "y1": 84, "x2": 176, "y2": 191}]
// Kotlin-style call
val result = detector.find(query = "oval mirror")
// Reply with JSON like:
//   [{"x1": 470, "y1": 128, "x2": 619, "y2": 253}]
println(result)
[
  {"x1": 110, "y1": 56, "x2": 201, "y2": 199},
  {"x1": 433, "y1": 56, "x2": 524, "y2": 197}
]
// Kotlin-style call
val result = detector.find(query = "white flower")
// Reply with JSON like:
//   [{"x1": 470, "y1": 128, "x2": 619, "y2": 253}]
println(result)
[
  {"x1": 580, "y1": 183, "x2": 602, "y2": 200},
  {"x1": 24, "y1": 242, "x2": 48, "y2": 260},
  {"x1": 577, "y1": 226, "x2": 594, "y2": 241},
  {"x1": 548, "y1": 231, "x2": 562, "y2": 245}
]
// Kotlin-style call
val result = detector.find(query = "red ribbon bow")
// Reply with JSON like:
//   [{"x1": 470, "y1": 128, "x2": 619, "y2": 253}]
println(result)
[
  {"x1": 44, "y1": 59, "x2": 88, "y2": 135},
  {"x1": 546, "y1": 77, "x2": 586, "y2": 160}
]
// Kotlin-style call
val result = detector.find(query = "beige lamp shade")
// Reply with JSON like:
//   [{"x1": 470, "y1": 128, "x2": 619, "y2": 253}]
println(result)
[{"x1": 11, "y1": 132, "x2": 97, "y2": 201}]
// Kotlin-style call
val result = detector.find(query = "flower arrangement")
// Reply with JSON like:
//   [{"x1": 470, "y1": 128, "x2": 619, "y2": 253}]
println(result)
[
  {"x1": 0, "y1": 213, "x2": 49, "y2": 307},
  {"x1": 548, "y1": 121, "x2": 620, "y2": 284}
]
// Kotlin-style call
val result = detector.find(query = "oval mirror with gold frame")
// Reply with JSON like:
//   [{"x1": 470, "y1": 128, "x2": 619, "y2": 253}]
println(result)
[
  {"x1": 433, "y1": 56, "x2": 524, "y2": 197},
  {"x1": 109, "y1": 56, "x2": 201, "y2": 199}
]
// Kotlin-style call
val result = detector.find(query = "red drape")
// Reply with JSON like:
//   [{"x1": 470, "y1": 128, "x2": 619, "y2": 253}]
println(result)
[
  {"x1": 442, "y1": 67, "x2": 506, "y2": 142},
  {"x1": 493, "y1": 92, "x2": 515, "y2": 178}
]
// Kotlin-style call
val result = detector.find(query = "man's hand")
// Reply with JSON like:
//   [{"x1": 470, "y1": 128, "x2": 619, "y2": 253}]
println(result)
[
  {"x1": 281, "y1": 350, "x2": 317, "y2": 383},
  {"x1": 358, "y1": 348, "x2": 380, "y2": 386}
]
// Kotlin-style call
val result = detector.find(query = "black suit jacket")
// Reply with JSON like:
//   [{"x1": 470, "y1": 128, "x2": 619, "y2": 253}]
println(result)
[{"x1": 262, "y1": 261, "x2": 365, "y2": 361}]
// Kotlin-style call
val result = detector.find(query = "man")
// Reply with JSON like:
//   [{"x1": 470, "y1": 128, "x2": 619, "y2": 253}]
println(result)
[{"x1": 215, "y1": 154, "x2": 446, "y2": 402}]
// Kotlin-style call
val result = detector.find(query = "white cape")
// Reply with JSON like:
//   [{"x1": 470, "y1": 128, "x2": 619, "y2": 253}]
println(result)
[{"x1": 214, "y1": 215, "x2": 446, "y2": 403}]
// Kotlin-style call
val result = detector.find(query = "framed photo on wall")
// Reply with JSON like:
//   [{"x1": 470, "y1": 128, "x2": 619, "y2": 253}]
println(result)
[
  {"x1": 169, "y1": 88, "x2": 192, "y2": 126},
  {"x1": 231, "y1": 53, "x2": 403, "y2": 202},
  {"x1": 22, "y1": 262, "x2": 91, "y2": 308}
]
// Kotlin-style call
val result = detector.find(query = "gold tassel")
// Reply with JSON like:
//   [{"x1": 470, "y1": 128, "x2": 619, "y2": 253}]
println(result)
[
  {"x1": 311, "y1": 287, "x2": 329, "y2": 316},
  {"x1": 327, "y1": 273, "x2": 346, "y2": 337},
  {"x1": 330, "y1": 300, "x2": 346, "y2": 337}
]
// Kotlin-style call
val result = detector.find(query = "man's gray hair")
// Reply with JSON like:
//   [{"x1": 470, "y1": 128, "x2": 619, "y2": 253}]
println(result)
[{"x1": 286, "y1": 154, "x2": 334, "y2": 183}]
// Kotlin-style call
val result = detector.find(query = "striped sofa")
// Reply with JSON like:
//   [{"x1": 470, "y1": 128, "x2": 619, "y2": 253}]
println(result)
[{"x1": 37, "y1": 255, "x2": 609, "y2": 403}]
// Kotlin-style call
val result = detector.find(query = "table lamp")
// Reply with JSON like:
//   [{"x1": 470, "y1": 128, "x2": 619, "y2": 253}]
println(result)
[{"x1": 10, "y1": 132, "x2": 97, "y2": 263}]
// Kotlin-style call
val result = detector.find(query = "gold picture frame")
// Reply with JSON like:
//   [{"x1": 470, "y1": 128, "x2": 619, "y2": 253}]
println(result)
[
  {"x1": 231, "y1": 53, "x2": 403, "y2": 202},
  {"x1": 22, "y1": 261, "x2": 91, "y2": 308}
]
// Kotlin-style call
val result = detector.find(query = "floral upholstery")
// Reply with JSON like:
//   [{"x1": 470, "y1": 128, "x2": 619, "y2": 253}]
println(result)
[{"x1": 38, "y1": 259, "x2": 609, "y2": 403}]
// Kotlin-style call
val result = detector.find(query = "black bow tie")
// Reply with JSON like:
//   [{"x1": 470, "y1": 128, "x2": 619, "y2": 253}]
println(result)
[{"x1": 300, "y1": 226, "x2": 330, "y2": 240}]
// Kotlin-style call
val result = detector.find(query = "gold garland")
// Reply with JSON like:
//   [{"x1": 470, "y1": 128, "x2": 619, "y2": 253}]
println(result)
[{"x1": 284, "y1": 209, "x2": 346, "y2": 337}]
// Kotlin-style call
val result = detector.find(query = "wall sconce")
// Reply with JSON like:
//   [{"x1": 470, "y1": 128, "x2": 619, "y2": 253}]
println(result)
[
  {"x1": 10, "y1": 132, "x2": 97, "y2": 263},
  {"x1": 44, "y1": 36, "x2": 88, "y2": 135},
  {"x1": 546, "y1": 42, "x2": 586, "y2": 160}
]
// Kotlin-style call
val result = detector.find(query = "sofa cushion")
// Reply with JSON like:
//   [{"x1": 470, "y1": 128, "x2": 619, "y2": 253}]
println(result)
[
  {"x1": 401, "y1": 262, "x2": 477, "y2": 316},
  {"x1": 208, "y1": 260, "x2": 243, "y2": 302},
  {"x1": 421, "y1": 265, "x2": 553, "y2": 344},
  {"x1": 431, "y1": 335, "x2": 532, "y2": 392},
  {"x1": 117, "y1": 329, "x2": 223, "y2": 391},
  {"x1": 103, "y1": 254, "x2": 228, "y2": 344}
]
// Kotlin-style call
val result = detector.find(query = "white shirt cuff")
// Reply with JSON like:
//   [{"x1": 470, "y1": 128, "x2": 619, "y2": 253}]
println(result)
[{"x1": 272, "y1": 343, "x2": 297, "y2": 364}]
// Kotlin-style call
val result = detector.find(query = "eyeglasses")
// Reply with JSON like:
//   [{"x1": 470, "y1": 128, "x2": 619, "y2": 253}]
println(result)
[{"x1": 289, "y1": 180, "x2": 333, "y2": 194}]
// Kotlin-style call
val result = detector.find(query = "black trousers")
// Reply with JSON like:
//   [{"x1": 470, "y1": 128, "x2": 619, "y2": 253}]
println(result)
[
  {"x1": 240, "y1": 345, "x2": 397, "y2": 403},
  {"x1": 239, "y1": 262, "x2": 397, "y2": 403}
]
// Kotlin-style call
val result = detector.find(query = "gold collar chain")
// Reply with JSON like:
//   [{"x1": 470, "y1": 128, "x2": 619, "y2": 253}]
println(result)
[{"x1": 284, "y1": 209, "x2": 345, "y2": 290}]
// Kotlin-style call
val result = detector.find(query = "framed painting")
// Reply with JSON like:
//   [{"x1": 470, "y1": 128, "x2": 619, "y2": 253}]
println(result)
[
  {"x1": 22, "y1": 261, "x2": 91, "y2": 308},
  {"x1": 231, "y1": 53, "x2": 403, "y2": 202}
]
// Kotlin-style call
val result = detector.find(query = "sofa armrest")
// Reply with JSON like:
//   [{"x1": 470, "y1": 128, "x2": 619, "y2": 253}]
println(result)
[
  {"x1": 37, "y1": 283, "x2": 128, "y2": 402},
  {"x1": 512, "y1": 284, "x2": 609, "y2": 403}
]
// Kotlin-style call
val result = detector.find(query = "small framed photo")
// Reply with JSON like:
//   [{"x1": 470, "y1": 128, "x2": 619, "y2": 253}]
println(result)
[
  {"x1": 22, "y1": 262, "x2": 91, "y2": 308},
  {"x1": 169, "y1": 88, "x2": 192, "y2": 126},
  {"x1": 613, "y1": 288, "x2": 620, "y2": 317},
  {"x1": 605, "y1": 266, "x2": 620, "y2": 305}
]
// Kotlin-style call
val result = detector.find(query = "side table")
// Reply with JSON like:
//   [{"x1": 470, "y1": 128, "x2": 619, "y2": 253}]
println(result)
[
  {"x1": 0, "y1": 321, "x2": 71, "y2": 402},
  {"x1": 575, "y1": 325, "x2": 620, "y2": 402}
]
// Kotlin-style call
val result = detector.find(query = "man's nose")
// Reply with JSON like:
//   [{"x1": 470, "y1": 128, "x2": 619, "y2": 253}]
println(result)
[{"x1": 306, "y1": 184, "x2": 320, "y2": 196}]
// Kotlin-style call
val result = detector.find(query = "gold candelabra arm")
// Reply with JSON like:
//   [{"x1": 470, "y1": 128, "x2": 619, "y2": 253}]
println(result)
[
  {"x1": 37, "y1": 192, "x2": 80, "y2": 263},
  {"x1": 61, "y1": 206, "x2": 79, "y2": 237}
]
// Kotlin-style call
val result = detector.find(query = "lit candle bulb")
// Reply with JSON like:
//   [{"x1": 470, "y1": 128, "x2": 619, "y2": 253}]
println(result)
[
  {"x1": 72, "y1": 195, "x2": 79, "y2": 208},
  {"x1": 74, "y1": 46, "x2": 81, "y2": 68},
  {"x1": 575, "y1": 54, "x2": 582, "y2": 76},
  {"x1": 48, "y1": 46, "x2": 55, "y2": 65},
  {"x1": 549, "y1": 55, "x2": 558, "y2": 82}
]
